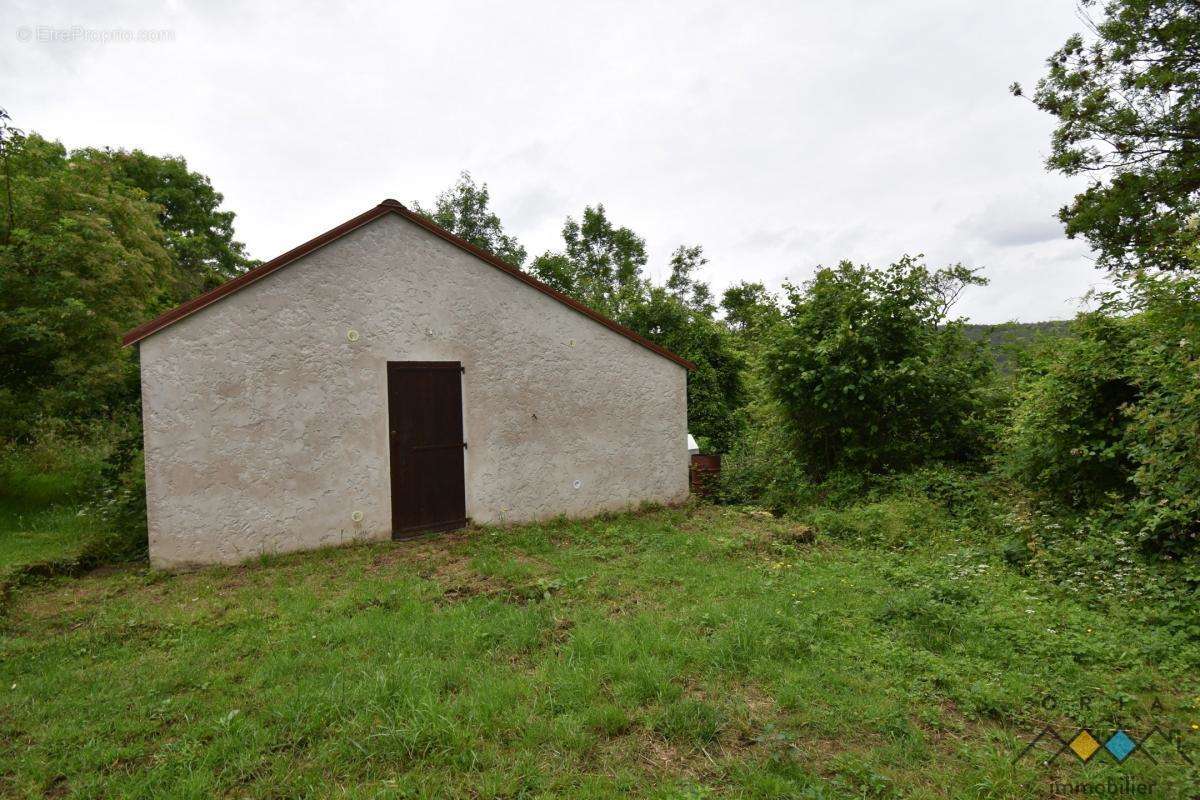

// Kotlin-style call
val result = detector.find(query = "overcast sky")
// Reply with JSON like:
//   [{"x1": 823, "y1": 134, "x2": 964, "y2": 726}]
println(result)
[{"x1": 4, "y1": 0, "x2": 1111, "y2": 322}]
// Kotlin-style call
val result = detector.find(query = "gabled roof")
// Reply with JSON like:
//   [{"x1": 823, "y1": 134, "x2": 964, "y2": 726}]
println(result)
[{"x1": 121, "y1": 199, "x2": 695, "y2": 370}]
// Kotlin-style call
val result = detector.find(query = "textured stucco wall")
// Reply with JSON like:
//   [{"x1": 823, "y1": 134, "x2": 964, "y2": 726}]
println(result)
[{"x1": 139, "y1": 212, "x2": 689, "y2": 568}]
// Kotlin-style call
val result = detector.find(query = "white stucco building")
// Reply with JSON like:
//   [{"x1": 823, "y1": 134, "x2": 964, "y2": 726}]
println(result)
[{"x1": 124, "y1": 199, "x2": 692, "y2": 569}]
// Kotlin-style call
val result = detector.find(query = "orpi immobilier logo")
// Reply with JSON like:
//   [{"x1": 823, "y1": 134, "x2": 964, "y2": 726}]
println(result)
[{"x1": 1014, "y1": 695, "x2": 1195, "y2": 767}]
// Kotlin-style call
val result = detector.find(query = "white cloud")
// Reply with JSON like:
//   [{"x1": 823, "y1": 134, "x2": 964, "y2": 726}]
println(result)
[{"x1": 3, "y1": 0, "x2": 1106, "y2": 322}]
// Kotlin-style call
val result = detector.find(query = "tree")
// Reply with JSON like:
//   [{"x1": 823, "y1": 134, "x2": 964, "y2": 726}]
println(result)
[
  {"x1": 88, "y1": 148, "x2": 255, "y2": 298},
  {"x1": 720, "y1": 281, "x2": 782, "y2": 336},
  {"x1": 665, "y1": 244, "x2": 716, "y2": 315},
  {"x1": 0, "y1": 108, "x2": 22, "y2": 245},
  {"x1": 1013, "y1": 0, "x2": 1200, "y2": 273},
  {"x1": 414, "y1": 171, "x2": 527, "y2": 267},
  {"x1": 763, "y1": 257, "x2": 995, "y2": 475},
  {"x1": 0, "y1": 134, "x2": 174, "y2": 437},
  {"x1": 529, "y1": 205, "x2": 648, "y2": 318}
]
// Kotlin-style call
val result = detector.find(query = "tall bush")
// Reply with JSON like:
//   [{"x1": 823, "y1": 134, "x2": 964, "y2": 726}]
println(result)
[
  {"x1": 763, "y1": 257, "x2": 997, "y2": 476},
  {"x1": 1121, "y1": 274, "x2": 1200, "y2": 552},
  {"x1": 1003, "y1": 312, "x2": 1138, "y2": 508},
  {"x1": 1004, "y1": 274, "x2": 1200, "y2": 554}
]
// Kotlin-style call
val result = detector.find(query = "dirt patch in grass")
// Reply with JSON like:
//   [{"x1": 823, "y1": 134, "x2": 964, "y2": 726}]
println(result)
[
  {"x1": 365, "y1": 529, "x2": 477, "y2": 573},
  {"x1": 420, "y1": 550, "x2": 513, "y2": 605},
  {"x1": 637, "y1": 734, "x2": 712, "y2": 780},
  {"x1": 603, "y1": 594, "x2": 667, "y2": 620},
  {"x1": 364, "y1": 538, "x2": 564, "y2": 607}
]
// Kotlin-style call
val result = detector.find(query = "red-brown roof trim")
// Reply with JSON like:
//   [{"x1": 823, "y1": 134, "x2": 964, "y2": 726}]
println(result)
[{"x1": 121, "y1": 199, "x2": 695, "y2": 370}]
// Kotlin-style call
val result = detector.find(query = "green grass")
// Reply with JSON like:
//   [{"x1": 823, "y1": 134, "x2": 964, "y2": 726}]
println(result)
[
  {"x1": 0, "y1": 438, "x2": 106, "y2": 511},
  {"x1": 0, "y1": 504, "x2": 96, "y2": 572},
  {"x1": 2, "y1": 503, "x2": 1198, "y2": 798},
  {"x1": 0, "y1": 439, "x2": 106, "y2": 574}
]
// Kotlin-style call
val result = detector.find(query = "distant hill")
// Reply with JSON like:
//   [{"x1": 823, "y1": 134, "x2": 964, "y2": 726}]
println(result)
[{"x1": 961, "y1": 320, "x2": 1074, "y2": 371}]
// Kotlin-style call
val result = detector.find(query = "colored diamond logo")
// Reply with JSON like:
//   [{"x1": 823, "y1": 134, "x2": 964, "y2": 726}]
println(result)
[
  {"x1": 1069, "y1": 730, "x2": 1102, "y2": 762},
  {"x1": 1105, "y1": 730, "x2": 1137, "y2": 762}
]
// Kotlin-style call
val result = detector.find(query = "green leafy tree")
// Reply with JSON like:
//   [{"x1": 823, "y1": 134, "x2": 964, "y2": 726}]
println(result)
[
  {"x1": 665, "y1": 245, "x2": 716, "y2": 315},
  {"x1": 1012, "y1": 0, "x2": 1200, "y2": 273},
  {"x1": 0, "y1": 134, "x2": 173, "y2": 437},
  {"x1": 721, "y1": 281, "x2": 783, "y2": 338},
  {"x1": 87, "y1": 148, "x2": 255, "y2": 298},
  {"x1": 529, "y1": 205, "x2": 649, "y2": 317},
  {"x1": 0, "y1": 108, "x2": 22, "y2": 245},
  {"x1": 414, "y1": 171, "x2": 527, "y2": 267},
  {"x1": 764, "y1": 257, "x2": 996, "y2": 475}
]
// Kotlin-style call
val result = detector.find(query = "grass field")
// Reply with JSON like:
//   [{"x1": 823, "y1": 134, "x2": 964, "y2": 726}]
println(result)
[
  {"x1": 0, "y1": 505, "x2": 95, "y2": 574},
  {"x1": 0, "y1": 440, "x2": 105, "y2": 578},
  {"x1": 2, "y1": 502, "x2": 1198, "y2": 799}
]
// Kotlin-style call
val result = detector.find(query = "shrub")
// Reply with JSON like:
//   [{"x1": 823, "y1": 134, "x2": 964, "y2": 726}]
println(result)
[
  {"x1": 874, "y1": 465, "x2": 1007, "y2": 535},
  {"x1": 89, "y1": 418, "x2": 148, "y2": 560},
  {"x1": 1004, "y1": 273, "x2": 1200, "y2": 554},
  {"x1": 1120, "y1": 274, "x2": 1200, "y2": 554},
  {"x1": 762, "y1": 257, "x2": 998, "y2": 477},
  {"x1": 0, "y1": 134, "x2": 174, "y2": 440},
  {"x1": 1002, "y1": 312, "x2": 1138, "y2": 508},
  {"x1": 717, "y1": 405, "x2": 884, "y2": 514},
  {"x1": 717, "y1": 408, "x2": 811, "y2": 512}
]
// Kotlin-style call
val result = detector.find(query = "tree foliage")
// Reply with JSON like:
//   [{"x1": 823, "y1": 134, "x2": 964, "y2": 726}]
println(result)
[
  {"x1": 1003, "y1": 312, "x2": 1139, "y2": 507},
  {"x1": 91, "y1": 147, "x2": 255, "y2": 297},
  {"x1": 1013, "y1": 0, "x2": 1200, "y2": 273},
  {"x1": 414, "y1": 172, "x2": 527, "y2": 267},
  {"x1": 0, "y1": 134, "x2": 174, "y2": 437},
  {"x1": 1004, "y1": 273, "x2": 1200, "y2": 552},
  {"x1": 0, "y1": 116, "x2": 256, "y2": 442},
  {"x1": 530, "y1": 205, "x2": 649, "y2": 318},
  {"x1": 1, "y1": 108, "x2": 22, "y2": 246},
  {"x1": 721, "y1": 281, "x2": 783, "y2": 336},
  {"x1": 665, "y1": 244, "x2": 716, "y2": 315},
  {"x1": 763, "y1": 257, "x2": 996, "y2": 476}
]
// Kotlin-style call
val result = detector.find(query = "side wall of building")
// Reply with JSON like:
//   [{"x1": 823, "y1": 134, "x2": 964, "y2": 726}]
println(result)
[{"x1": 139, "y1": 213, "x2": 689, "y2": 568}]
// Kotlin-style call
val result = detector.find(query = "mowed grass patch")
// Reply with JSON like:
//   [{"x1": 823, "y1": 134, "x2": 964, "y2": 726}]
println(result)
[
  {"x1": 1, "y1": 504, "x2": 1198, "y2": 798},
  {"x1": 0, "y1": 438, "x2": 109, "y2": 575},
  {"x1": 0, "y1": 504, "x2": 96, "y2": 573}
]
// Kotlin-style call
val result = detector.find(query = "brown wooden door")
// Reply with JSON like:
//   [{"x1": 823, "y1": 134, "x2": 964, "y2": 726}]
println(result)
[{"x1": 387, "y1": 361, "x2": 467, "y2": 537}]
